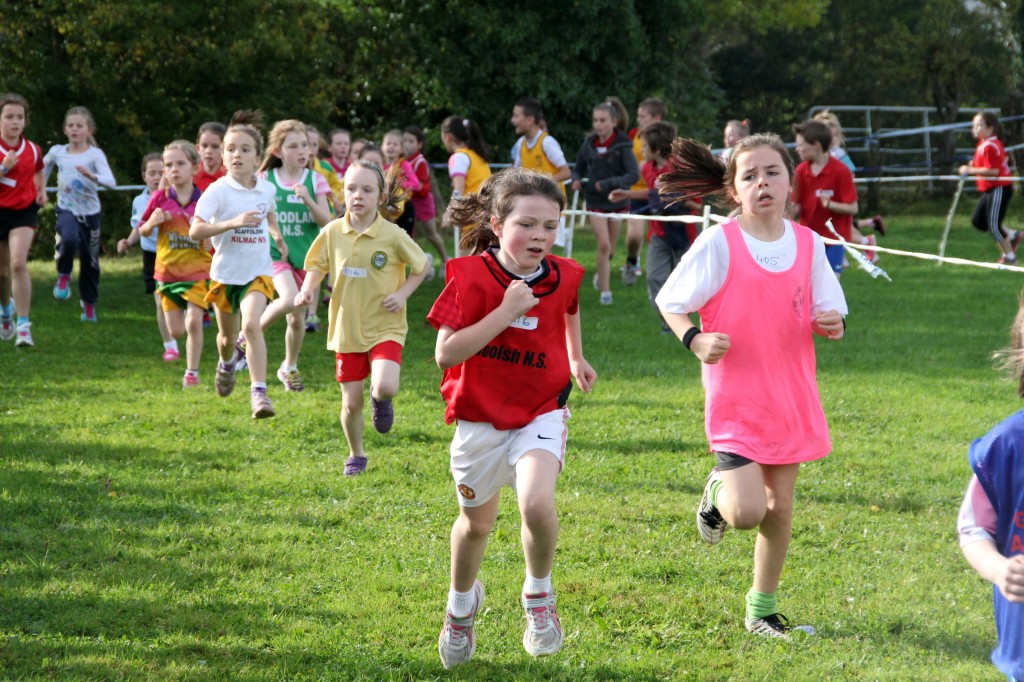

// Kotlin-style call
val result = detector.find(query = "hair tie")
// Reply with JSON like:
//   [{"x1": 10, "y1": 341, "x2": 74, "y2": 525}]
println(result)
[
  {"x1": 463, "y1": 118, "x2": 469, "y2": 128},
  {"x1": 742, "y1": 119, "x2": 749, "y2": 126}
]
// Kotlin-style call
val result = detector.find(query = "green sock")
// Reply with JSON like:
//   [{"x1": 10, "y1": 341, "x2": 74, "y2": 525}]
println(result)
[
  {"x1": 710, "y1": 478, "x2": 724, "y2": 508},
  {"x1": 746, "y1": 589, "x2": 778, "y2": 620}
]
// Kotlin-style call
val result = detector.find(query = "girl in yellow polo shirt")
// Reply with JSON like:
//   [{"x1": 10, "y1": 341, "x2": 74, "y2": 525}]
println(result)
[{"x1": 295, "y1": 160, "x2": 430, "y2": 476}]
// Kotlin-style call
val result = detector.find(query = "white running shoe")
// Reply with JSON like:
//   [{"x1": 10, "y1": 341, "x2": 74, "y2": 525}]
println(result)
[
  {"x1": 697, "y1": 467, "x2": 729, "y2": 544},
  {"x1": 438, "y1": 580, "x2": 485, "y2": 669},
  {"x1": 0, "y1": 316, "x2": 13, "y2": 341},
  {"x1": 522, "y1": 590, "x2": 564, "y2": 657},
  {"x1": 15, "y1": 322, "x2": 33, "y2": 347}
]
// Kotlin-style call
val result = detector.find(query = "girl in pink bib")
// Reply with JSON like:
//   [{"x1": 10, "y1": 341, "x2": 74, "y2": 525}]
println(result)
[{"x1": 655, "y1": 133, "x2": 848, "y2": 639}]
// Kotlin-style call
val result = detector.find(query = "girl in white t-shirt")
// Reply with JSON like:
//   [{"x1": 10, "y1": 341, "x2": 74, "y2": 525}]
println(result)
[{"x1": 191, "y1": 111, "x2": 287, "y2": 419}]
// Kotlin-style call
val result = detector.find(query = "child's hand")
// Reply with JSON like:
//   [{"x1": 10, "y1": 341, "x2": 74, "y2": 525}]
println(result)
[
  {"x1": 116, "y1": 238, "x2": 130, "y2": 255},
  {"x1": 997, "y1": 555, "x2": 1024, "y2": 603},
  {"x1": 150, "y1": 208, "x2": 168, "y2": 225},
  {"x1": 499, "y1": 279, "x2": 539, "y2": 320},
  {"x1": 812, "y1": 310, "x2": 844, "y2": 340},
  {"x1": 294, "y1": 290, "x2": 313, "y2": 308},
  {"x1": 958, "y1": 164, "x2": 970, "y2": 176},
  {"x1": 293, "y1": 184, "x2": 312, "y2": 203},
  {"x1": 75, "y1": 165, "x2": 96, "y2": 181},
  {"x1": 570, "y1": 357, "x2": 597, "y2": 393},
  {"x1": 571, "y1": 179, "x2": 582, "y2": 193},
  {"x1": 692, "y1": 332, "x2": 730, "y2": 364},
  {"x1": 1, "y1": 149, "x2": 17, "y2": 173},
  {"x1": 382, "y1": 291, "x2": 408, "y2": 313},
  {"x1": 608, "y1": 189, "x2": 627, "y2": 203},
  {"x1": 230, "y1": 210, "x2": 263, "y2": 229},
  {"x1": 36, "y1": 188, "x2": 47, "y2": 206},
  {"x1": 276, "y1": 239, "x2": 289, "y2": 263}
]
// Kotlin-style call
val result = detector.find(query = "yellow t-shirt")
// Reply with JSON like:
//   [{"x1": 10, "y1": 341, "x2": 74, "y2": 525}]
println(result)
[
  {"x1": 304, "y1": 213, "x2": 428, "y2": 353},
  {"x1": 314, "y1": 158, "x2": 344, "y2": 210},
  {"x1": 457, "y1": 147, "x2": 492, "y2": 194},
  {"x1": 630, "y1": 133, "x2": 647, "y2": 191},
  {"x1": 518, "y1": 132, "x2": 566, "y2": 198}
]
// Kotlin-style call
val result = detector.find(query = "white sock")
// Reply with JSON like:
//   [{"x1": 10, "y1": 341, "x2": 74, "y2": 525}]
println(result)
[
  {"x1": 251, "y1": 382, "x2": 267, "y2": 390},
  {"x1": 860, "y1": 237, "x2": 870, "y2": 245},
  {"x1": 524, "y1": 572, "x2": 552, "y2": 595},
  {"x1": 164, "y1": 340, "x2": 179, "y2": 352},
  {"x1": 185, "y1": 369, "x2": 199, "y2": 378},
  {"x1": 447, "y1": 587, "x2": 477, "y2": 618},
  {"x1": 282, "y1": 364, "x2": 298, "y2": 373}
]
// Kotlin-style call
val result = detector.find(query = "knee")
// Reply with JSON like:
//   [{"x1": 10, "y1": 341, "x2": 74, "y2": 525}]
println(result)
[
  {"x1": 764, "y1": 496, "x2": 795, "y2": 525},
  {"x1": 519, "y1": 494, "x2": 557, "y2": 530},
  {"x1": 373, "y1": 377, "x2": 399, "y2": 400},
  {"x1": 723, "y1": 498, "x2": 766, "y2": 531},
  {"x1": 341, "y1": 392, "x2": 364, "y2": 416},
  {"x1": 242, "y1": 320, "x2": 262, "y2": 341},
  {"x1": 287, "y1": 311, "x2": 304, "y2": 331},
  {"x1": 460, "y1": 513, "x2": 495, "y2": 540},
  {"x1": 185, "y1": 316, "x2": 202, "y2": 337},
  {"x1": 596, "y1": 241, "x2": 612, "y2": 258},
  {"x1": 10, "y1": 257, "x2": 27, "y2": 277}
]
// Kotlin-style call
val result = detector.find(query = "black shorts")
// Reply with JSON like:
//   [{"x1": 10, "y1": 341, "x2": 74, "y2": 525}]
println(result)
[
  {"x1": 0, "y1": 204, "x2": 39, "y2": 241},
  {"x1": 715, "y1": 451, "x2": 756, "y2": 471},
  {"x1": 396, "y1": 201, "x2": 416, "y2": 237},
  {"x1": 142, "y1": 249, "x2": 157, "y2": 294}
]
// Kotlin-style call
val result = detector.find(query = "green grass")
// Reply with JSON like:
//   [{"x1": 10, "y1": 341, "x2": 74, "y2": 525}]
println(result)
[{"x1": 2, "y1": 206, "x2": 1022, "y2": 681}]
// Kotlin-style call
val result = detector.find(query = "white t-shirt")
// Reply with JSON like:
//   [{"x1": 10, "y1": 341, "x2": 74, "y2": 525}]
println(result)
[
  {"x1": 510, "y1": 132, "x2": 568, "y2": 168},
  {"x1": 42, "y1": 144, "x2": 117, "y2": 216},
  {"x1": 131, "y1": 188, "x2": 158, "y2": 253},
  {"x1": 656, "y1": 220, "x2": 848, "y2": 316},
  {"x1": 192, "y1": 174, "x2": 277, "y2": 285}
]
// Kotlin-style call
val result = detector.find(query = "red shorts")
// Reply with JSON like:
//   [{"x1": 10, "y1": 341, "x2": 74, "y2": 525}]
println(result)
[
  {"x1": 335, "y1": 341, "x2": 403, "y2": 382},
  {"x1": 272, "y1": 260, "x2": 307, "y2": 289}
]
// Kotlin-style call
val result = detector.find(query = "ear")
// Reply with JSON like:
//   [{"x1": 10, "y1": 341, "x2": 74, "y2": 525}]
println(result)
[{"x1": 490, "y1": 215, "x2": 502, "y2": 237}]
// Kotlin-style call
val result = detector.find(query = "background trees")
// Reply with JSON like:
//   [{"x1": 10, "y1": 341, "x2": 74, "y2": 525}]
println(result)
[{"x1": 1, "y1": 0, "x2": 1021, "y2": 182}]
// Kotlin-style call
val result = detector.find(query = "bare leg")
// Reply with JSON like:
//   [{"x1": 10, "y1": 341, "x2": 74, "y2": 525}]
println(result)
[
  {"x1": 214, "y1": 307, "x2": 240, "y2": 363},
  {"x1": 154, "y1": 293, "x2": 174, "y2": 344},
  {"x1": 184, "y1": 302, "x2": 204, "y2": 370},
  {"x1": 516, "y1": 450, "x2": 560, "y2": 580},
  {"x1": 240, "y1": 292, "x2": 269, "y2": 383},
  {"x1": 339, "y1": 380, "x2": 366, "y2": 458},
  {"x1": 450, "y1": 494, "x2": 501, "y2": 592},
  {"x1": 370, "y1": 358, "x2": 400, "y2": 401},
  {"x1": 752, "y1": 464, "x2": 800, "y2": 594}
]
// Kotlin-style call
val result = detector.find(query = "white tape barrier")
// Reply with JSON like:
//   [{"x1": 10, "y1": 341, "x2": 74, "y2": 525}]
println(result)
[
  {"x1": 566, "y1": 207, "x2": 1024, "y2": 274},
  {"x1": 854, "y1": 174, "x2": 1019, "y2": 184}
]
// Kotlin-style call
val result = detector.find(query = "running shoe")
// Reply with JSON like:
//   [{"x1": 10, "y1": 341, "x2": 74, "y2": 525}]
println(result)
[
  {"x1": 162, "y1": 348, "x2": 180, "y2": 362},
  {"x1": 592, "y1": 273, "x2": 600, "y2": 290},
  {"x1": 215, "y1": 360, "x2": 236, "y2": 397},
  {"x1": 1011, "y1": 230, "x2": 1022, "y2": 254},
  {"x1": 622, "y1": 262, "x2": 637, "y2": 286},
  {"x1": 745, "y1": 613, "x2": 792, "y2": 640},
  {"x1": 234, "y1": 333, "x2": 247, "y2": 365},
  {"x1": 277, "y1": 366, "x2": 305, "y2": 392},
  {"x1": 0, "y1": 316, "x2": 13, "y2": 341},
  {"x1": 305, "y1": 314, "x2": 320, "y2": 333},
  {"x1": 344, "y1": 455, "x2": 368, "y2": 476},
  {"x1": 522, "y1": 591, "x2": 564, "y2": 657},
  {"x1": 697, "y1": 467, "x2": 729, "y2": 544},
  {"x1": 599, "y1": 291, "x2": 613, "y2": 305},
  {"x1": 997, "y1": 254, "x2": 1019, "y2": 266},
  {"x1": 871, "y1": 215, "x2": 886, "y2": 237},
  {"x1": 371, "y1": 396, "x2": 393, "y2": 433},
  {"x1": 80, "y1": 302, "x2": 97, "y2": 323},
  {"x1": 438, "y1": 580, "x2": 485, "y2": 669},
  {"x1": 53, "y1": 275, "x2": 70, "y2": 300},
  {"x1": 182, "y1": 372, "x2": 199, "y2": 388},
  {"x1": 202, "y1": 312, "x2": 212, "y2": 328},
  {"x1": 15, "y1": 322, "x2": 33, "y2": 347},
  {"x1": 251, "y1": 387, "x2": 275, "y2": 419},
  {"x1": 864, "y1": 235, "x2": 879, "y2": 264},
  {"x1": 424, "y1": 252, "x2": 436, "y2": 281}
]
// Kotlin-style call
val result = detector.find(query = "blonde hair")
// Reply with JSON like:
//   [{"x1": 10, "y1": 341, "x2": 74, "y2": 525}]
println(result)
[
  {"x1": 65, "y1": 105, "x2": 98, "y2": 147},
  {"x1": 345, "y1": 159, "x2": 409, "y2": 222},
  {"x1": 163, "y1": 139, "x2": 200, "y2": 166},
  {"x1": 446, "y1": 168, "x2": 566, "y2": 255},
  {"x1": 259, "y1": 119, "x2": 307, "y2": 172},
  {"x1": 813, "y1": 110, "x2": 845, "y2": 148},
  {"x1": 994, "y1": 291, "x2": 1024, "y2": 398}
]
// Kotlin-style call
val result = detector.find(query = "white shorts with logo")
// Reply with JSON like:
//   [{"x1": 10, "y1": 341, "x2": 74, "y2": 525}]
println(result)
[{"x1": 450, "y1": 407, "x2": 570, "y2": 507}]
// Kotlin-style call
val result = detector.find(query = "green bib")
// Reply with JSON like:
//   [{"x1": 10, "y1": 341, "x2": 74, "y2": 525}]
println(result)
[{"x1": 269, "y1": 168, "x2": 320, "y2": 269}]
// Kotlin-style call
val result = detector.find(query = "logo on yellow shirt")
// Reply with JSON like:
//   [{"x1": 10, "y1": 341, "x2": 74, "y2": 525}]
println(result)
[{"x1": 371, "y1": 251, "x2": 388, "y2": 270}]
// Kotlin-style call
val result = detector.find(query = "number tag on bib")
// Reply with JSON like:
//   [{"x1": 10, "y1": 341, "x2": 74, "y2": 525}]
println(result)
[
  {"x1": 343, "y1": 267, "x2": 368, "y2": 278},
  {"x1": 509, "y1": 316, "x2": 538, "y2": 331}
]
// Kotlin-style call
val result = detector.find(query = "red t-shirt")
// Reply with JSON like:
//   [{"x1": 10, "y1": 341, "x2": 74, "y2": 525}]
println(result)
[
  {"x1": 973, "y1": 137, "x2": 1012, "y2": 192},
  {"x1": 427, "y1": 250, "x2": 583, "y2": 430},
  {"x1": 407, "y1": 152, "x2": 432, "y2": 200},
  {"x1": 793, "y1": 157, "x2": 857, "y2": 241},
  {"x1": 194, "y1": 165, "x2": 226, "y2": 192},
  {"x1": 0, "y1": 136, "x2": 44, "y2": 210}
]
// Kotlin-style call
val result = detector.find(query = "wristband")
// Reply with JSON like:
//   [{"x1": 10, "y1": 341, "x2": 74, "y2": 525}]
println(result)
[{"x1": 682, "y1": 327, "x2": 700, "y2": 350}]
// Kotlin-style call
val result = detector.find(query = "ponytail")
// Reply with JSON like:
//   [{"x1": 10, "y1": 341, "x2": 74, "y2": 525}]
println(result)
[
  {"x1": 441, "y1": 116, "x2": 491, "y2": 162},
  {"x1": 594, "y1": 96, "x2": 630, "y2": 132}
]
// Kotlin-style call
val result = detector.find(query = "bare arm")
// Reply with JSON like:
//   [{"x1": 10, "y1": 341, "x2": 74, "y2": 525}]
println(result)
[
  {"x1": 660, "y1": 310, "x2": 731, "y2": 364},
  {"x1": 435, "y1": 279, "x2": 537, "y2": 369},
  {"x1": 294, "y1": 269, "x2": 328, "y2": 307},
  {"x1": 565, "y1": 310, "x2": 596, "y2": 392},
  {"x1": 382, "y1": 266, "x2": 429, "y2": 313},
  {"x1": 962, "y1": 540, "x2": 1024, "y2": 603},
  {"x1": 820, "y1": 196, "x2": 859, "y2": 216},
  {"x1": 552, "y1": 165, "x2": 571, "y2": 184}
]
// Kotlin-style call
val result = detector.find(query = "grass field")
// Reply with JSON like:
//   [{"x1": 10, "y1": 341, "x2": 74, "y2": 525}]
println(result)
[{"x1": 2, "y1": 202, "x2": 1022, "y2": 681}]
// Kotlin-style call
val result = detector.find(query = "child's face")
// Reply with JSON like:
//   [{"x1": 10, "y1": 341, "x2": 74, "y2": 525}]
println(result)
[
  {"x1": 441, "y1": 131, "x2": 456, "y2": 153},
  {"x1": 636, "y1": 106, "x2": 657, "y2": 129},
  {"x1": 510, "y1": 106, "x2": 532, "y2": 135},
  {"x1": 724, "y1": 124, "x2": 743, "y2": 148},
  {"x1": 223, "y1": 130, "x2": 260, "y2": 180},
  {"x1": 592, "y1": 109, "x2": 614, "y2": 139},
  {"x1": 382, "y1": 134, "x2": 402, "y2": 163},
  {"x1": 0, "y1": 104, "x2": 26, "y2": 142},
  {"x1": 349, "y1": 140, "x2": 366, "y2": 162},
  {"x1": 276, "y1": 131, "x2": 310, "y2": 170},
  {"x1": 162, "y1": 149, "x2": 196, "y2": 188},
  {"x1": 972, "y1": 115, "x2": 993, "y2": 140},
  {"x1": 492, "y1": 194, "x2": 561, "y2": 275},
  {"x1": 641, "y1": 139, "x2": 657, "y2": 163},
  {"x1": 198, "y1": 131, "x2": 223, "y2": 171},
  {"x1": 344, "y1": 166, "x2": 381, "y2": 222},
  {"x1": 64, "y1": 114, "x2": 91, "y2": 145},
  {"x1": 143, "y1": 159, "x2": 163, "y2": 191},
  {"x1": 330, "y1": 132, "x2": 350, "y2": 160},
  {"x1": 794, "y1": 134, "x2": 822, "y2": 162},
  {"x1": 401, "y1": 132, "x2": 420, "y2": 158},
  {"x1": 730, "y1": 145, "x2": 791, "y2": 218},
  {"x1": 307, "y1": 131, "x2": 320, "y2": 155}
]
